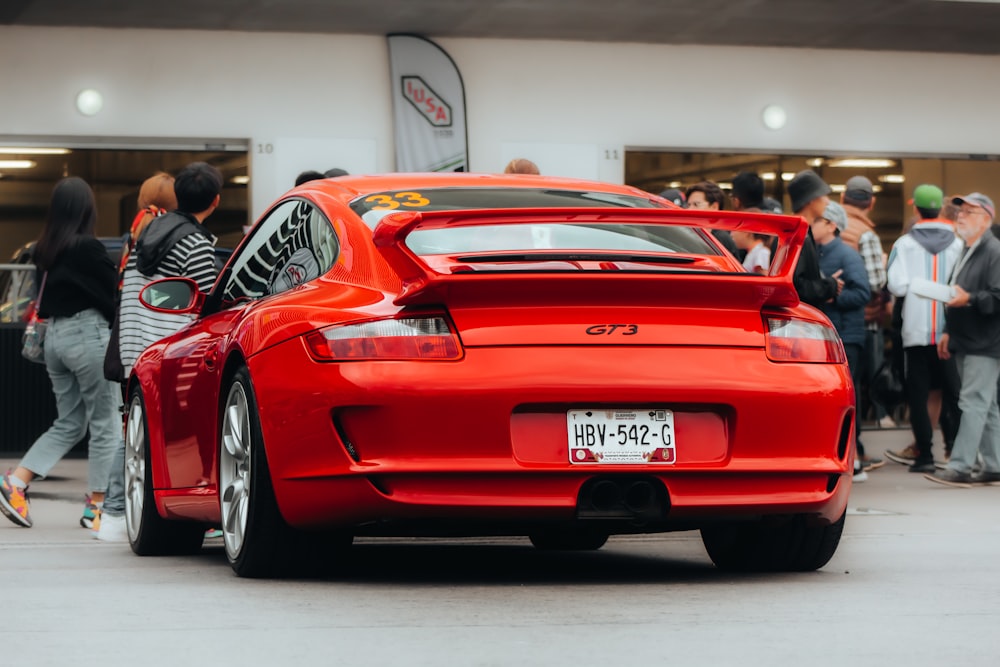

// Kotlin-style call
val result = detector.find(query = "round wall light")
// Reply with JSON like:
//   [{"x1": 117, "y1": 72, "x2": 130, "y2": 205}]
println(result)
[
  {"x1": 75, "y1": 89, "x2": 104, "y2": 116},
  {"x1": 761, "y1": 104, "x2": 787, "y2": 130}
]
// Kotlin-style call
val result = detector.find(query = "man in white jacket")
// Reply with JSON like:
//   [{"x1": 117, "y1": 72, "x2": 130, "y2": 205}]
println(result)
[{"x1": 885, "y1": 184, "x2": 964, "y2": 472}]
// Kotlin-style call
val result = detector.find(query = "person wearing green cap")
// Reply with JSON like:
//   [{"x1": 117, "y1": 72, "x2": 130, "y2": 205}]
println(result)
[{"x1": 885, "y1": 184, "x2": 964, "y2": 473}]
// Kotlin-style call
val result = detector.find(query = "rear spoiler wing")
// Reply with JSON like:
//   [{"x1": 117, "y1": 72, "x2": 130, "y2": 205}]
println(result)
[{"x1": 372, "y1": 207, "x2": 807, "y2": 308}]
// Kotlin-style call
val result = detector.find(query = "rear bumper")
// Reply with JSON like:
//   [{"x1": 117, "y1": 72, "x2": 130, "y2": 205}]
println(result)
[
  {"x1": 275, "y1": 469, "x2": 850, "y2": 531},
  {"x1": 243, "y1": 342, "x2": 854, "y2": 531}
]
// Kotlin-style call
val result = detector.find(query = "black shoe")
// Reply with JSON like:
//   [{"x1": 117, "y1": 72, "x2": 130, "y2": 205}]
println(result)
[
  {"x1": 908, "y1": 460, "x2": 937, "y2": 474},
  {"x1": 923, "y1": 468, "x2": 973, "y2": 488},
  {"x1": 970, "y1": 470, "x2": 1000, "y2": 486}
]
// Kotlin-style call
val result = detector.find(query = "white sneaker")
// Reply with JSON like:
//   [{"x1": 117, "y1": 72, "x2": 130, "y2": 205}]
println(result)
[
  {"x1": 96, "y1": 513, "x2": 128, "y2": 542},
  {"x1": 853, "y1": 469, "x2": 868, "y2": 483}
]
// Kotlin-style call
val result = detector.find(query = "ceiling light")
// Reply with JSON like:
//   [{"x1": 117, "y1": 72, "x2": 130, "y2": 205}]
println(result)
[
  {"x1": 872, "y1": 185, "x2": 883, "y2": 193},
  {"x1": 668, "y1": 181, "x2": 682, "y2": 188},
  {"x1": 879, "y1": 174, "x2": 905, "y2": 184},
  {"x1": 717, "y1": 182, "x2": 733, "y2": 190},
  {"x1": 761, "y1": 105, "x2": 787, "y2": 130},
  {"x1": 781, "y1": 172, "x2": 796, "y2": 181},
  {"x1": 0, "y1": 160, "x2": 36, "y2": 169},
  {"x1": 826, "y1": 158, "x2": 896, "y2": 169},
  {"x1": 806, "y1": 158, "x2": 824, "y2": 168},
  {"x1": 830, "y1": 184, "x2": 846, "y2": 193},
  {"x1": 761, "y1": 172, "x2": 776, "y2": 181},
  {"x1": 0, "y1": 147, "x2": 71, "y2": 155},
  {"x1": 75, "y1": 89, "x2": 104, "y2": 116},
  {"x1": 230, "y1": 175, "x2": 250, "y2": 185}
]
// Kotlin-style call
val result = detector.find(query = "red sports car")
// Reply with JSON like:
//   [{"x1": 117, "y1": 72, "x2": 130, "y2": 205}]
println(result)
[{"x1": 124, "y1": 173, "x2": 854, "y2": 577}]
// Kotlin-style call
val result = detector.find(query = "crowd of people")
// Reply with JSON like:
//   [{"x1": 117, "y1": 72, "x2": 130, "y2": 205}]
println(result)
[
  {"x1": 664, "y1": 169, "x2": 1000, "y2": 487},
  {"x1": 0, "y1": 162, "x2": 226, "y2": 539},
  {"x1": 2, "y1": 161, "x2": 998, "y2": 539}
]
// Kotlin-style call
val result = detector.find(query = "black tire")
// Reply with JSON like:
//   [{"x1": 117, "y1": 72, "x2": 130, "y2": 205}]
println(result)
[
  {"x1": 220, "y1": 368, "x2": 352, "y2": 578},
  {"x1": 700, "y1": 511, "x2": 846, "y2": 572},
  {"x1": 529, "y1": 526, "x2": 609, "y2": 551},
  {"x1": 125, "y1": 386, "x2": 206, "y2": 556}
]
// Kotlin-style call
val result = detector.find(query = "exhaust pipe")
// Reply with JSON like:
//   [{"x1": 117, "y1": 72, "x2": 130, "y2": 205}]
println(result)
[
  {"x1": 590, "y1": 480, "x2": 623, "y2": 511},
  {"x1": 577, "y1": 477, "x2": 669, "y2": 522},
  {"x1": 623, "y1": 481, "x2": 655, "y2": 513}
]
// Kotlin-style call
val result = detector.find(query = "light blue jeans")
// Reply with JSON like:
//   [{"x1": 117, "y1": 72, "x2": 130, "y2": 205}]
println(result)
[
  {"x1": 948, "y1": 353, "x2": 1000, "y2": 475},
  {"x1": 19, "y1": 309, "x2": 121, "y2": 493}
]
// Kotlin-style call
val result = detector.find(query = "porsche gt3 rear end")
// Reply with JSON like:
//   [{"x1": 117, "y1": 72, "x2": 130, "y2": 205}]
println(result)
[{"x1": 247, "y1": 204, "x2": 854, "y2": 575}]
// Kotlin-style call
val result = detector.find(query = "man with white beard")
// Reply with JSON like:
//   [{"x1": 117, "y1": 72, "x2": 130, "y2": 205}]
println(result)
[{"x1": 925, "y1": 192, "x2": 1000, "y2": 487}]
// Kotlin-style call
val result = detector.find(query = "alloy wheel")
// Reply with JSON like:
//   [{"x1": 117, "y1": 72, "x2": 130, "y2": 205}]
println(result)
[
  {"x1": 123, "y1": 395, "x2": 145, "y2": 542},
  {"x1": 220, "y1": 382, "x2": 253, "y2": 560}
]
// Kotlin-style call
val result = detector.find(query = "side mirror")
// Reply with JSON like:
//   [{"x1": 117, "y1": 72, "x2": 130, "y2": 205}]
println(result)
[{"x1": 138, "y1": 277, "x2": 204, "y2": 314}]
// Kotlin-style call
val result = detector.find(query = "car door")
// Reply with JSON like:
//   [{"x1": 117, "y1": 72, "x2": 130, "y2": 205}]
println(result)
[{"x1": 159, "y1": 199, "x2": 339, "y2": 489}]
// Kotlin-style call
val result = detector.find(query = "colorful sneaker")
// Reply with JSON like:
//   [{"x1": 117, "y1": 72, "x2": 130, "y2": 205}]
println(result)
[
  {"x1": 0, "y1": 471, "x2": 32, "y2": 528},
  {"x1": 80, "y1": 496, "x2": 101, "y2": 530},
  {"x1": 205, "y1": 527, "x2": 224, "y2": 539}
]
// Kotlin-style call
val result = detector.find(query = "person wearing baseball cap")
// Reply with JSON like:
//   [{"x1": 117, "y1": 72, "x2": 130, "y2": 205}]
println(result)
[
  {"x1": 659, "y1": 188, "x2": 686, "y2": 208},
  {"x1": 884, "y1": 184, "x2": 963, "y2": 473},
  {"x1": 925, "y1": 190, "x2": 1000, "y2": 487},
  {"x1": 841, "y1": 175, "x2": 892, "y2": 438},
  {"x1": 951, "y1": 192, "x2": 995, "y2": 221},
  {"x1": 786, "y1": 170, "x2": 840, "y2": 308},
  {"x1": 811, "y1": 200, "x2": 872, "y2": 482}
]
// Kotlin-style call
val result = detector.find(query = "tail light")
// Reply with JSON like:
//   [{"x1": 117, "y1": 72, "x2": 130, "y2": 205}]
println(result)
[
  {"x1": 305, "y1": 315, "x2": 463, "y2": 361},
  {"x1": 764, "y1": 316, "x2": 845, "y2": 363}
]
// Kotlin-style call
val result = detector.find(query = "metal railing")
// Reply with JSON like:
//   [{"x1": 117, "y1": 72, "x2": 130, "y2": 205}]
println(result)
[{"x1": 0, "y1": 263, "x2": 36, "y2": 324}]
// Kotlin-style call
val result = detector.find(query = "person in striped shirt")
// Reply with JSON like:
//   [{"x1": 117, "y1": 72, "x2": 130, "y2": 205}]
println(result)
[{"x1": 96, "y1": 163, "x2": 222, "y2": 542}]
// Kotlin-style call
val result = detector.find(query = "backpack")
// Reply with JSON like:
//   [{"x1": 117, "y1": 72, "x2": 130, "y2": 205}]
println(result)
[{"x1": 104, "y1": 205, "x2": 168, "y2": 381}]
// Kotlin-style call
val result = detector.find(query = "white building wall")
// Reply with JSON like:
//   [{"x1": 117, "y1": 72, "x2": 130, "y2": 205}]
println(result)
[{"x1": 2, "y1": 26, "x2": 999, "y2": 220}]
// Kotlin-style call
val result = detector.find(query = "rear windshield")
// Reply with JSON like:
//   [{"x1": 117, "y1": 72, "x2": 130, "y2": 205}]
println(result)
[{"x1": 350, "y1": 187, "x2": 717, "y2": 256}]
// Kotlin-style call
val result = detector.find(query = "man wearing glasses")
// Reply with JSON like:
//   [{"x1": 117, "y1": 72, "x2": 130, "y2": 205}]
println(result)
[{"x1": 926, "y1": 192, "x2": 1000, "y2": 487}]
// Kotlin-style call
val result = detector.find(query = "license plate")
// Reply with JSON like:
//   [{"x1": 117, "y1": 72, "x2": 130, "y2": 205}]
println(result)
[{"x1": 567, "y1": 409, "x2": 676, "y2": 464}]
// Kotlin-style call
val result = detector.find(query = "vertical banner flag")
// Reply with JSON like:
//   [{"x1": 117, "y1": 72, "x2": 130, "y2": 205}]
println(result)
[{"x1": 387, "y1": 34, "x2": 468, "y2": 172}]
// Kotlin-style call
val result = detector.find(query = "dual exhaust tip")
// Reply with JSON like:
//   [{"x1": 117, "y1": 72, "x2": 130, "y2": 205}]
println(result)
[{"x1": 578, "y1": 477, "x2": 667, "y2": 521}]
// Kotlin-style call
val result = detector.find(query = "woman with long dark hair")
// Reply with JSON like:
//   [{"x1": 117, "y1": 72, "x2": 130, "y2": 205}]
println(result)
[{"x1": 0, "y1": 177, "x2": 120, "y2": 529}]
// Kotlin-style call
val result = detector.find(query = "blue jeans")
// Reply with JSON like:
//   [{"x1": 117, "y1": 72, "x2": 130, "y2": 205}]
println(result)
[
  {"x1": 948, "y1": 354, "x2": 1000, "y2": 474},
  {"x1": 19, "y1": 309, "x2": 120, "y2": 493},
  {"x1": 103, "y1": 427, "x2": 126, "y2": 516}
]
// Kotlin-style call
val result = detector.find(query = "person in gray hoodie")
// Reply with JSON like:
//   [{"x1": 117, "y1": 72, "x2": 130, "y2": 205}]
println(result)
[{"x1": 885, "y1": 184, "x2": 963, "y2": 472}]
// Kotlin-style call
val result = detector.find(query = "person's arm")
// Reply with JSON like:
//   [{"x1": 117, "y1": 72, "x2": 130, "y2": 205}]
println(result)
[
  {"x1": 885, "y1": 244, "x2": 909, "y2": 297},
  {"x1": 835, "y1": 252, "x2": 871, "y2": 310},
  {"x1": 968, "y1": 247, "x2": 1000, "y2": 315},
  {"x1": 78, "y1": 238, "x2": 119, "y2": 323},
  {"x1": 177, "y1": 235, "x2": 218, "y2": 293},
  {"x1": 860, "y1": 231, "x2": 886, "y2": 292},
  {"x1": 793, "y1": 235, "x2": 838, "y2": 305}
]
